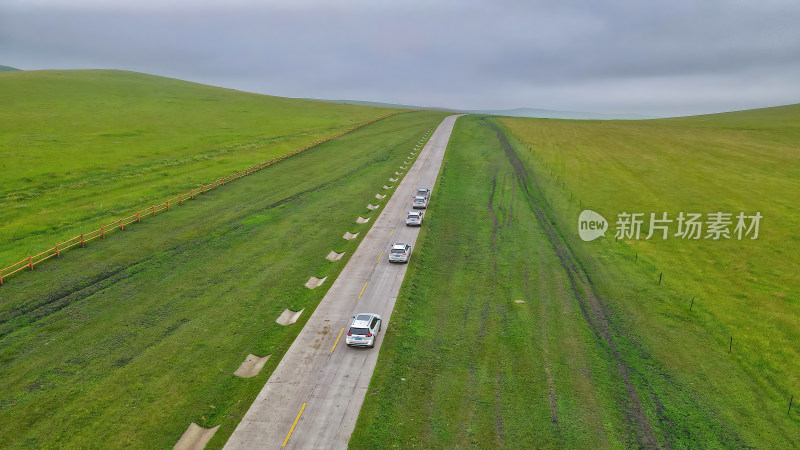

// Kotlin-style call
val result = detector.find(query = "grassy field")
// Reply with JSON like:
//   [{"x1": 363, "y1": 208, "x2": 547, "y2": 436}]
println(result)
[
  {"x1": 498, "y1": 107, "x2": 799, "y2": 443},
  {"x1": 0, "y1": 109, "x2": 446, "y2": 448},
  {"x1": 352, "y1": 112, "x2": 798, "y2": 447},
  {"x1": 352, "y1": 116, "x2": 633, "y2": 448},
  {"x1": 0, "y1": 69, "x2": 399, "y2": 266}
]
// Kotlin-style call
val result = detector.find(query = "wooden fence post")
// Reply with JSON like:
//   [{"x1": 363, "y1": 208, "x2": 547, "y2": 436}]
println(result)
[
  {"x1": 120, "y1": 218, "x2": 124, "y2": 231},
  {"x1": 137, "y1": 211, "x2": 141, "y2": 223},
  {"x1": 0, "y1": 269, "x2": 3, "y2": 285},
  {"x1": 101, "y1": 225, "x2": 105, "y2": 238},
  {"x1": 191, "y1": 189, "x2": 194, "y2": 200},
  {"x1": 56, "y1": 243, "x2": 60, "y2": 257},
  {"x1": 179, "y1": 194, "x2": 183, "y2": 205},
  {"x1": 166, "y1": 199, "x2": 170, "y2": 211},
  {"x1": 28, "y1": 256, "x2": 33, "y2": 270},
  {"x1": 202, "y1": 185, "x2": 206, "y2": 194},
  {"x1": 151, "y1": 205, "x2": 156, "y2": 216},
  {"x1": 80, "y1": 234, "x2": 85, "y2": 248}
]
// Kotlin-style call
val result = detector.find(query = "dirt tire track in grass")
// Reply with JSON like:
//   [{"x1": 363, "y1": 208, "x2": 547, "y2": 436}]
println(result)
[
  {"x1": 533, "y1": 250, "x2": 561, "y2": 428},
  {"x1": 484, "y1": 118, "x2": 661, "y2": 448},
  {"x1": 0, "y1": 265, "x2": 132, "y2": 339},
  {"x1": 487, "y1": 168, "x2": 500, "y2": 252},
  {"x1": 493, "y1": 372, "x2": 505, "y2": 447}
]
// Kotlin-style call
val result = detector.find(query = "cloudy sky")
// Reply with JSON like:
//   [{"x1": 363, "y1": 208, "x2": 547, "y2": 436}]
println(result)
[{"x1": 2, "y1": 0, "x2": 799, "y2": 117}]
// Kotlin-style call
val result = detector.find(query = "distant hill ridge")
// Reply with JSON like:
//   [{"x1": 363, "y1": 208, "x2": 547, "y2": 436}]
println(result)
[
  {"x1": 318, "y1": 98, "x2": 652, "y2": 120},
  {"x1": 0, "y1": 65, "x2": 21, "y2": 72}
]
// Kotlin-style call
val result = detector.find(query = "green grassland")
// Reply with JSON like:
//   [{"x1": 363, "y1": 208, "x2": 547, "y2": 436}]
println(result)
[
  {"x1": 352, "y1": 112, "x2": 798, "y2": 447},
  {"x1": 0, "y1": 69, "x2": 399, "y2": 266},
  {"x1": 498, "y1": 107, "x2": 799, "y2": 442},
  {"x1": 0, "y1": 108, "x2": 446, "y2": 448},
  {"x1": 353, "y1": 116, "x2": 634, "y2": 448}
]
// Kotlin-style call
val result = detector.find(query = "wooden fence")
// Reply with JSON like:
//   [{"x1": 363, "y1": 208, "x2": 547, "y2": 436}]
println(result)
[{"x1": 0, "y1": 112, "x2": 402, "y2": 285}]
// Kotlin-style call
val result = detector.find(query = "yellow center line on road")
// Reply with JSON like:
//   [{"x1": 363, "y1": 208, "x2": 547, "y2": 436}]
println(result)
[
  {"x1": 331, "y1": 328, "x2": 345, "y2": 353},
  {"x1": 358, "y1": 281, "x2": 368, "y2": 300},
  {"x1": 376, "y1": 252, "x2": 383, "y2": 264},
  {"x1": 389, "y1": 229, "x2": 394, "y2": 237},
  {"x1": 282, "y1": 402, "x2": 307, "y2": 447}
]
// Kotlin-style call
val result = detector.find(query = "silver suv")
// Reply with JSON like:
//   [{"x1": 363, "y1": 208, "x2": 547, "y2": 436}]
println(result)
[
  {"x1": 406, "y1": 211, "x2": 423, "y2": 226},
  {"x1": 416, "y1": 187, "x2": 431, "y2": 199},
  {"x1": 388, "y1": 242, "x2": 412, "y2": 263},
  {"x1": 412, "y1": 195, "x2": 428, "y2": 209},
  {"x1": 346, "y1": 313, "x2": 382, "y2": 348}
]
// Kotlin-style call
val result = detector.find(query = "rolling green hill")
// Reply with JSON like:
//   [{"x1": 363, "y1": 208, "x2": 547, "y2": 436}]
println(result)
[
  {"x1": 0, "y1": 69, "x2": 400, "y2": 267},
  {"x1": 0, "y1": 97, "x2": 445, "y2": 446}
]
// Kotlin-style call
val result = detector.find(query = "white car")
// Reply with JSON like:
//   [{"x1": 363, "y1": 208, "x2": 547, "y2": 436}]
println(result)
[
  {"x1": 416, "y1": 187, "x2": 431, "y2": 199},
  {"x1": 388, "y1": 242, "x2": 412, "y2": 263},
  {"x1": 406, "y1": 211, "x2": 424, "y2": 226},
  {"x1": 346, "y1": 313, "x2": 382, "y2": 348},
  {"x1": 412, "y1": 195, "x2": 428, "y2": 209}
]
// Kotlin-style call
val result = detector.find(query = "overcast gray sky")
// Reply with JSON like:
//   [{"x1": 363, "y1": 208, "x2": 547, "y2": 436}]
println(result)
[{"x1": 2, "y1": 0, "x2": 799, "y2": 117}]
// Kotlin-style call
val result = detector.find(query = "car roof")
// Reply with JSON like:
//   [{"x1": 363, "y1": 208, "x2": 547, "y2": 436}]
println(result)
[
  {"x1": 408, "y1": 211, "x2": 421, "y2": 215},
  {"x1": 351, "y1": 313, "x2": 380, "y2": 328}
]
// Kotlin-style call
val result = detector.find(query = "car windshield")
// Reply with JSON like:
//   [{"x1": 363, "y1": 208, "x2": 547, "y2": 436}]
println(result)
[
  {"x1": 356, "y1": 314, "x2": 372, "y2": 321},
  {"x1": 349, "y1": 327, "x2": 370, "y2": 335},
  {"x1": 391, "y1": 248, "x2": 406, "y2": 253}
]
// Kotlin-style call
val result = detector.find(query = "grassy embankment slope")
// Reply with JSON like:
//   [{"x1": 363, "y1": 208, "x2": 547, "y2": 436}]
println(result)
[
  {"x1": 352, "y1": 110, "x2": 798, "y2": 447},
  {"x1": 0, "y1": 69, "x2": 449, "y2": 447},
  {"x1": 0, "y1": 69, "x2": 399, "y2": 266}
]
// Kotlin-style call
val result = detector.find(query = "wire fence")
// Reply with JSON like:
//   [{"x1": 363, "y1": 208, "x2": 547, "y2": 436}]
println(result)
[{"x1": 0, "y1": 112, "x2": 402, "y2": 285}]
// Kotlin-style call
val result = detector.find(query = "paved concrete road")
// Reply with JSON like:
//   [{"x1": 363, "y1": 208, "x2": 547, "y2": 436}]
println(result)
[{"x1": 224, "y1": 114, "x2": 461, "y2": 450}]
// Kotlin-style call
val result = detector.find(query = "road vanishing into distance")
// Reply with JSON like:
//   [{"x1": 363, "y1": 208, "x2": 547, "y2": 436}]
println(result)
[{"x1": 224, "y1": 115, "x2": 461, "y2": 449}]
